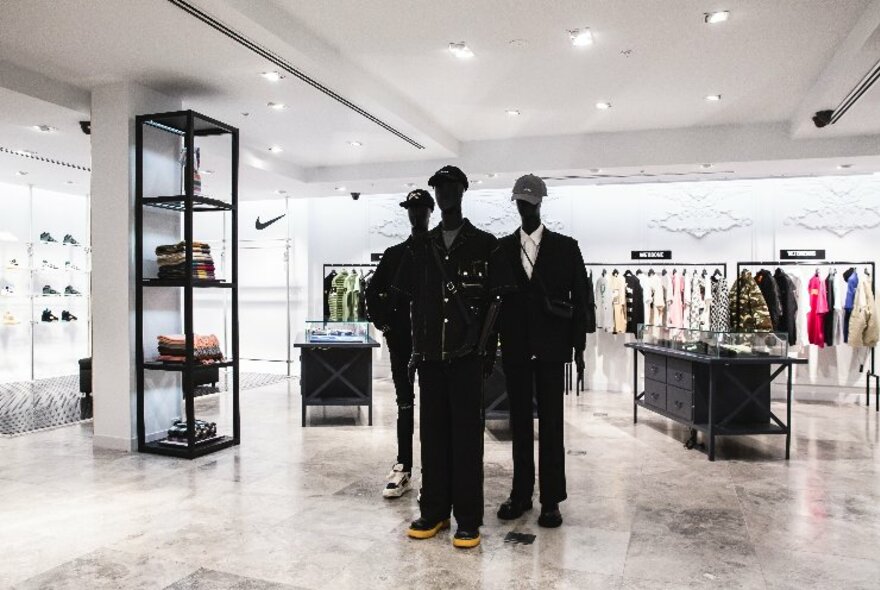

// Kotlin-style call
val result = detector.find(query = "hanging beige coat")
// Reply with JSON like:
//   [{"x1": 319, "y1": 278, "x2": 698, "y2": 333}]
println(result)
[{"x1": 849, "y1": 279, "x2": 880, "y2": 348}]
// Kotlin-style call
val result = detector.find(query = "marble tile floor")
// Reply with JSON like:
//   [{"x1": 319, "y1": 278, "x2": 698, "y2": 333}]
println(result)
[{"x1": 2, "y1": 378, "x2": 880, "y2": 589}]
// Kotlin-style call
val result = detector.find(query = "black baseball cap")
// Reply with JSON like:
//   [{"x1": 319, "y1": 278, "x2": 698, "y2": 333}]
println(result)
[
  {"x1": 511, "y1": 174, "x2": 547, "y2": 205},
  {"x1": 428, "y1": 165, "x2": 469, "y2": 191},
  {"x1": 399, "y1": 189, "x2": 435, "y2": 210}
]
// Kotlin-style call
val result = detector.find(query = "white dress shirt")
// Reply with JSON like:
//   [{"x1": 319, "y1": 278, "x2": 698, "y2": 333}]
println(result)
[{"x1": 519, "y1": 224, "x2": 544, "y2": 279}]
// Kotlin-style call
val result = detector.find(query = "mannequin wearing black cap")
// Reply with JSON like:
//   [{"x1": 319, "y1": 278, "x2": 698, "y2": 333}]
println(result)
[
  {"x1": 496, "y1": 174, "x2": 590, "y2": 529},
  {"x1": 366, "y1": 190, "x2": 433, "y2": 499},
  {"x1": 393, "y1": 165, "x2": 515, "y2": 549}
]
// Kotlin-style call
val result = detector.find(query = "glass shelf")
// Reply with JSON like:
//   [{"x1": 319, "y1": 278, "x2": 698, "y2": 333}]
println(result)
[
  {"x1": 637, "y1": 325, "x2": 789, "y2": 358},
  {"x1": 143, "y1": 195, "x2": 233, "y2": 212},
  {"x1": 305, "y1": 320, "x2": 370, "y2": 344}
]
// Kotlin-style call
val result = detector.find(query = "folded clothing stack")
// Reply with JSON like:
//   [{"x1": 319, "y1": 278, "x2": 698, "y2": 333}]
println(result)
[
  {"x1": 156, "y1": 334, "x2": 224, "y2": 364},
  {"x1": 167, "y1": 418, "x2": 217, "y2": 443},
  {"x1": 155, "y1": 241, "x2": 216, "y2": 280}
]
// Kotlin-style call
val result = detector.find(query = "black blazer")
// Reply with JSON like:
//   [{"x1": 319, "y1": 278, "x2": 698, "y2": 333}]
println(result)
[{"x1": 498, "y1": 228, "x2": 590, "y2": 363}]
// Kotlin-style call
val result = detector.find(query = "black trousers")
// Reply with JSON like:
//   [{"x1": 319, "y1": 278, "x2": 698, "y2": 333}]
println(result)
[
  {"x1": 418, "y1": 354, "x2": 484, "y2": 530},
  {"x1": 503, "y1": 358, "x2": 567, "y2": 505},
  {"x1": 388, "y1": 343, "x2": 414, "y2": 471}
]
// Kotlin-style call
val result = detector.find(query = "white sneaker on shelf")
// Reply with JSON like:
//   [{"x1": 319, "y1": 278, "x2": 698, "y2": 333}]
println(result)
[
  {"x1": 3, "y1": 311, "x2": 20, "y2": 325},
  {"x1": 1, "y1": 285, "x2": 14, "y2": 297},
  {"x1": 6, "y1": 259, "x2": 20, "y2": 270},
  {"x1": 382, "y1": 463, "x2": 413, "y2": 499}
]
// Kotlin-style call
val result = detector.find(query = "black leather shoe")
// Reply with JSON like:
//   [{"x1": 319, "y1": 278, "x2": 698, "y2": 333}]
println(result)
[
  {"x1": 538, "y1": 503, "x2": 563, "y2": 528},
  {"x1": 407, "y1": 517, "x2": 450, "y2": 540},
  {"x1": 452, "y1": 528, "x2": 481, "y2": 548},
  {"x1": 497, "y1": 497, "x2": 533, "y2": 520}
]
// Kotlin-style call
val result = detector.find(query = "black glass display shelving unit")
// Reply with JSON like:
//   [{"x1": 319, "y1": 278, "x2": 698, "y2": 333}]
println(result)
[{"x1": 134, "y1": 110, "x2": 240, "y2": 459}]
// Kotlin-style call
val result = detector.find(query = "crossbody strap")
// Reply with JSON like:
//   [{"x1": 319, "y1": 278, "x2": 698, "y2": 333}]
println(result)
[
  {"x1": 430, "y1": 242, "x2": 474, "y2": 326},
  {"x1": 520, "y1": 241, "x2": 551, "y2": 297}
]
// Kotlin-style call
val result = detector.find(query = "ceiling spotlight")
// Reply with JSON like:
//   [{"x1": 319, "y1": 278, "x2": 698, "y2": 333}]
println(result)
[
  {"x1": 704, "y1": 11, "x2": 730, "y2": 24},
  {"x1": 568, "y1": 28, "x2": 593, "y2": 47},
  {"x1": 15, "y1": 171, "x2": 28, "y2": 176},
  {"x1": 474, "y1": 179, "x2": 484, "y2": 185},
  {"x1": 268, "y1": 146, "x2": 283, "y2": 153},
  {"x1": 405, "y1": 182, "x2": 416, "y2": 188},
  {"x1": 348, "y1": 140, "x2": 363, "y2": 148},
  {"x1": 705, "y1": 94, "x2": 722, "y2": 102},
  {"x1": 267, "y1": 102, "x2": 288, "y2": 110},
  {"x1": 487, "y1": 173, "x2": 498, "y2": 178},
  {"x1": 31, "y1": 124, "x2": 57, "y2": 133},
  {"x1": 65, "y1": 180, "x2": 75, "y2": 185},
  {"x1": 701, "y1": 163, "x2": 714, "y2": 169},
  {"x1": 334, "y1": 186, "x2": 346, "y2": 192},
  {"x1": 448, "y1": 42, "x2": 474, "y2": 59},
  {"x1": 15, "y1": 149, "x2": 35, "y2": 157},
  {"x1": 505, "y1": 109, "x2": 521, "y2": 116},
  {"x1": 589, "y1": 168, "x2": 601, "y2": 174},
  {"x1": 838, "y1": 164, "x2": 853, "y2": 169},
  {"x1": 261, "y1": 71, "x2": 284, "y2": 82},
  {"x1": 595, "y1": 102, "x2": 612, "y2": 110},
  {"x1": 275, "y1": 189, "x2": 288, "y2": 195}
]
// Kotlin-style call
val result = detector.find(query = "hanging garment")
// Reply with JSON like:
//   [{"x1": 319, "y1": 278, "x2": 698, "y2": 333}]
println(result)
[
  {"x1": 823, "y1": 273, "x2": 836, "y2": 346},
  {"x1": 666, "y1": 273, "x2": 684, "y2": 328},
  {"x1": 843, "y1": 269, "x2": 859, "y2": 343},
  {"x1": 754, "y1": 269, "x2": 783, "y2": 331},
  {"x1": 333, "y1": 271, "x2": 348, "y2": 321},
  {"x1": 729, "y1": 271, "x2": 773, "y2": 332},
  {"x1": 585, "y1": 272, "x2": 597, "y2": 334},
  {"x1": 849, "y1": 277, "x2": 879, "y2": 348},
  {"x1": 685, "y1": 274, "x2": 706, "y2": 330},
  {"x1": 789, "y1": 273, "x2": 810, "y2": 346},
  {"x1": 639, "y1": 274, "x2": 654, "y2": 326},
  {"x1": 610, "y1": 273, "x2": 627, "y2": 334},
  {"x1": 806, "y1": 274, "x2": 828, "y2": 347},
  {"x1": 625, "y1": 272, "x2": 645, "y2": 335},
  {"x1": 323, "y1": 270, "x2": 338, "y2": 320},
  {"x1": 328, "y1": 291, "x2": 340, "y2": 322},
  {"x1": 594, "y1": 274, "x2": 610, "y2": 331},
  {"x1": 681, "y1": 273, "x2": 692, "y2": 329},
  {"x1": 710, "y1": 275, "x2": 730, "y2": 332},
  {"x1": 774, "y1": 269, "x2": 799, "y2": 346},
  {"x1": 699, "y1": 274, "x2": 713, "y2": 330}
]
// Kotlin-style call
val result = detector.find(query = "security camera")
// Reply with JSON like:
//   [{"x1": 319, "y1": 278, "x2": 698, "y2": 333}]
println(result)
[
  {"x1": 351, "y1": 192, "x2": 361, "y2": 200},
  {"x1": 79, "y1": 121, "x2": 91, "y2": 135},
  {"x1": 812, "y1": 110, "x2": 833, "y2": 128}
]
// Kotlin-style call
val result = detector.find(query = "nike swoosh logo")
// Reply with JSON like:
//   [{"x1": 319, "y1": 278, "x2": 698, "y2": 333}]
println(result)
[{"x1": 255, "y1": 214, "x2": 286, "y2": 230}]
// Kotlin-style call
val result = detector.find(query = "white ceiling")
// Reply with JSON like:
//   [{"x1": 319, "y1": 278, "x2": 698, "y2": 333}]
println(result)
[{"x1": 1, "y1": 0, "x2": 880, "y2": 198}]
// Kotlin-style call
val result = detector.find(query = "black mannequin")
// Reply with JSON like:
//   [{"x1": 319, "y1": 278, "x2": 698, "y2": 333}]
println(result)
[
  {"x1": 437, "y1": 182, "x2": 465, "y2": 231},
  {"x1": 516, "y1": 199, "x2": 585, "y2": 383},
  {"x1": 408, "y1": 205, "x2": 431, "y2": 235}
]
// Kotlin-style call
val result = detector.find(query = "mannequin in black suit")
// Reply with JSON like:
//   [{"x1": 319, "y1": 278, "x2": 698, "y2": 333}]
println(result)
[{"x1": 496, "y1": 174, "x2": 588, "y2": 528}]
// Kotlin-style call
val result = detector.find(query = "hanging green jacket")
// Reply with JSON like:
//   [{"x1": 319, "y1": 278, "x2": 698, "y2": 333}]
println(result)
[{"x1": 729, "y1": 271, "x2": 773, "y2": 332}]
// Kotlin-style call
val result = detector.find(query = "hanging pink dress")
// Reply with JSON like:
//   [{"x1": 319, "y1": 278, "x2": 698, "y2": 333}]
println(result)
[
  {"x1": 807, "y1": 275, "x2": 828, "y2": 347},
  {"x1": 667, "y1": 273, "x2": 684, "y2": 328}
]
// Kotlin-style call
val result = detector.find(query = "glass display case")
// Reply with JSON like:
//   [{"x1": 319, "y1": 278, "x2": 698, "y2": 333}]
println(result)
[
  {"x1": 636, "y1": 325, "x2": 789, "y2": 358},
  {"x1": 305, "y1": 320, "x2": 371, "y2": 344}
]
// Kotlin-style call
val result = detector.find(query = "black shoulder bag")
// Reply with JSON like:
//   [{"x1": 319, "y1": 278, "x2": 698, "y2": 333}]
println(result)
[{"x1": 521, "y1": 242, "x2": 575, "y2": 320}]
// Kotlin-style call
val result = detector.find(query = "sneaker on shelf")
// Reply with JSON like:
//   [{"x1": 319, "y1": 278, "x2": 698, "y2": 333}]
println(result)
[
  {"x1": 40, "y1": 232, "x2": 57, "y2": 243},
  {"x1": 42, "y1": 260, "x2": 59, "y2": 270},
  {"x1": 383, "y1": 463, "x2": 413, "y2": 499},
  {"x1": 41, "y1": 309, "x2": 58, "y2": 322},
  {"x1": 3, "y1": 311, "x2": 20, "y2": 326},
  {"x1": 2, "y1": 285, "x2": 15, "y2": 297},
  {"x1": 64, "y1": 261, "x2": 82, "y2": 271},
  {"x1": 61, "y1": 310, "x2": 78, "y2": 322},
  {"x1": 62, "y1": 234, "x2": 80, "y2": 246},
  {"x1": 64, "y1": 285, "x2": 81, "y2": 296},
  {"x1": 6, "y1": 259, "x2": 20, "y2": 270},
  {"x1": 42, "y1": 285, "x2": 59, "y2": 296}
]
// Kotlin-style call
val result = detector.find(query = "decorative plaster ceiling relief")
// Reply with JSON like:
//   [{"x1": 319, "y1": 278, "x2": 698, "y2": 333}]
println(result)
[
  {"x1": 648, "y1": 190, "x2": 752, "y2": 239},
  {"x1": 783, "y1": 181, "x2": 880, "y2": 237}
]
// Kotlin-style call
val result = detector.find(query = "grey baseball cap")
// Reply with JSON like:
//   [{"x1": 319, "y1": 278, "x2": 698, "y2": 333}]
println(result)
[{"x1": 511, "y1": 174, "x2": 547, "y2": 205}]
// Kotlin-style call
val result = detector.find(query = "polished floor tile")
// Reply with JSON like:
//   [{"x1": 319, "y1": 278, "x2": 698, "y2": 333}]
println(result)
[{"x1": 4, "y1": 375, "x2": 880, "y2": 589}]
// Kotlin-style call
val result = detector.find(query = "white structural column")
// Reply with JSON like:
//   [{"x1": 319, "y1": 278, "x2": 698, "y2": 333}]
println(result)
[{"x1": 90, "y1": 83, "x2": 180, "y2": 451}]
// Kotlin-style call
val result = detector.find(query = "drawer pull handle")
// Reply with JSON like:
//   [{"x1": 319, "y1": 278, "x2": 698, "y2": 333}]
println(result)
[{"x1": 673, "y1": 401, "x2": 684, "y2": 409}]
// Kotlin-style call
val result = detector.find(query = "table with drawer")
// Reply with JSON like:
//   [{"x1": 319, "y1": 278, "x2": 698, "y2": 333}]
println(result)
[{"x1": 625, "y1": 342, "x2": 807, "y2": 461}]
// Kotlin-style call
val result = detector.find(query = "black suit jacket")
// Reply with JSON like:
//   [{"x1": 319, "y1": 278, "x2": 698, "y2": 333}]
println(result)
[
  {"x1": 498, "y1": 228, "x2": 590, "y2": 364},
  {"x1": 365, "y1": 238, "x2": 413, "y2": 352}
]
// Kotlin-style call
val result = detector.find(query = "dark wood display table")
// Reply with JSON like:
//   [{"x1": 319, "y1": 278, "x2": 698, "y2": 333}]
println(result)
[
  {"x1": 294, "y1": 337, "x2": 380, "y2": 427},
  {"x1": 625, "y1": 342, "x2": 807, "y2": 461}
]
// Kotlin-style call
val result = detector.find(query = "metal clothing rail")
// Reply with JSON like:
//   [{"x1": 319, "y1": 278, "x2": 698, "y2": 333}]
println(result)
[
  {"x1": 736, "y1": 260, "x2": 878, "y2": 410},
  {"x1": 584, "y1": 261, "x2": 728, "y2": 275}
]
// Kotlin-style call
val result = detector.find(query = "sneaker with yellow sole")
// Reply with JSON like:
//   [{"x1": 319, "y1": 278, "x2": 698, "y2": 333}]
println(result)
[
  {"x1": 452, "y1": 528, "x2": 481, "y2": 549},
  {"x1": 407, "y1": 517, "x2": 450, "y2": 540}
]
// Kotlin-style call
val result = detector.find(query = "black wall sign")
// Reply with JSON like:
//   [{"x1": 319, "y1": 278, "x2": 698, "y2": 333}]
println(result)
[
  {"x1": 780, "y1": 249, "x2": 826, "y2": 260},
  {"x1": 631, "y1": 250, "x2": 672, "y2": 260},
  {"x1": 370, "y1": 252, "x2": 383, "y2": 262}
]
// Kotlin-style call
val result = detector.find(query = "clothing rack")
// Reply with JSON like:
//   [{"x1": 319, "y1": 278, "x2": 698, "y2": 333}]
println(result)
[
  {"x1": 584, "y1": 261, "x2": 728, "y2": 275},
  {"x1": 322, "y1": 263, "x2": 378, "y2": 323},
  {"x1": 736, "y1": 260, "x2": 878, "y2": 410}
]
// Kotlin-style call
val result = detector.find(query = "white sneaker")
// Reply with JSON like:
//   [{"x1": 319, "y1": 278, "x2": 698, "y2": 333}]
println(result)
[
  {"x1": 1, "y1": 285, "x2": 14, "y2": 297},
  {"x1": 382, "y1": 463, "x2": 412, "y2": 499}
]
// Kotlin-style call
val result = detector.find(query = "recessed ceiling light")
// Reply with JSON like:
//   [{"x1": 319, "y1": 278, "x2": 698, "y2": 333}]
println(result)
[
  {"x1": 268, "y1": 146, "x2": 283, "y2": 153},
  {"x1": 505, "y1": 109, "x2": 521, "y2": 116},
  {"x1": 348, "y1": 140, "x2": 363, "y2": 147},
  {"x1": 15, "y1": 149, "x2": 35, "y2": 157},
  {"x1": 487, "y1": 173, "x2": 498, "y2": 178},
  {"x1": 405, "y1": 182, "x2": 416, "y2": 188},
  {"x1": 701, "y1": 163, "x2": 714, "y2": 169},
  {"x1": 448, "y1": 42, "x2": 474, "y2": 59},
  {"x1": 31, "y1": 124, "x2": 57, "y2": 133},
  {"x1": 65, "y1": 180, "x2": 75, "y2": 185},
  {"x1": 595, "y1": 102, "x2": 612, "y2": 110},
  {"x1": 704, "y1": 11, "x2": 730, "y2": 24},
  {"x1": 474, "y1": 179, "x2": 484, "y2": 185},
  {"x1": 568, "y1": 28, "x2": 593, "y2": 47},
  {"x1": 261, "y1": 71, "x2": 284, "y2": 82},
  {"x1": 267, "y1": 102, "x2": 288, "y2": 110},
  {"x1": 589, "y1": 168, "x2": 601, "y2": 174},
  {"x1": 705, "y1": 94, "x2": 722, "y2": 102},
  {"x1": 509, "y1": 39, "x2": 528, "y2": 48},
  {"x1": 838, "y1": 164, "x2": 853, "y2": 169},
  {"x1": 275, "y1": 189, "x2": 288, "y2": 195},
  {"x1": 201, "y1": 169, "x2": 215, "y2": 175},
  {"x1": 334, "y1": 186, "x2": 346, "y2": 192},
  {"x1": 15, "y1": 171, "x2": 28, "y2": 176}
]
